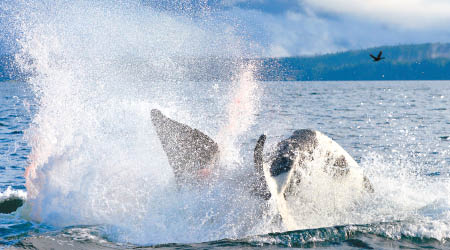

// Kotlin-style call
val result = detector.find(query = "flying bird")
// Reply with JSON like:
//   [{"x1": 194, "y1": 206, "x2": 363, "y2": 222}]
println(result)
[{"x1": 370, "y1": 51, "x2": 385, "y2": 62}]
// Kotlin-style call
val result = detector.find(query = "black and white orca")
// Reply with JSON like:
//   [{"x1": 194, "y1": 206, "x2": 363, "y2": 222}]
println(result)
[{"x1": 150, "y1": 109, "x2": 373, "y2": 203}]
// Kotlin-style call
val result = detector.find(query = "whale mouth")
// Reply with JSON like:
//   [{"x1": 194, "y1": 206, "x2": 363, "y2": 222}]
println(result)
[{"x1": 270, "y1": 156, "x2": 293, "y2": 176}]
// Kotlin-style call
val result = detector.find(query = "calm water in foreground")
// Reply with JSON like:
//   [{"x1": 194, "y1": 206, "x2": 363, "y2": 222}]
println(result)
[{"x1": 0, "y1": 80, "x2": 449, "y2": 249}]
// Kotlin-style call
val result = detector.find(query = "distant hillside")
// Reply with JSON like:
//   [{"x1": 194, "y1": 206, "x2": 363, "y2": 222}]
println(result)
[
  {"x1": 255, "y1": 43, "x2": 450, "y2": 81},
  {"x1": 1, "y1": 43, "x2": 450, "y2": 81}
]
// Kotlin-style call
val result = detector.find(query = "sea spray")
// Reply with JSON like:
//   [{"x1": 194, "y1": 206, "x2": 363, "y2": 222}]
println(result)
[
  {"x1": 5, "y1": 0, "x2": 450, "y2": 246},
  {"x1": 217, "y1": 63, "x2": 262, "y2": 165},
  {"x1": 8, "y1": 0, "x2": 265, "y2": 244}
]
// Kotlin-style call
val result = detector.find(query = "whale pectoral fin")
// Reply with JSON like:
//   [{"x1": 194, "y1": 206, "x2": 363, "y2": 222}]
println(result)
[
  {"x1": 252, "y1": 134, "x2": 271, "y2": 200},
  {"x1": 150, "y1": 109, "x2": 219, "y2": 185},
  {"x1": 254, "y1": 134, "x2": 266, "y2": 175},
  {"x1": 363, "y1": 175, "x2": 374, "y2": 193}
]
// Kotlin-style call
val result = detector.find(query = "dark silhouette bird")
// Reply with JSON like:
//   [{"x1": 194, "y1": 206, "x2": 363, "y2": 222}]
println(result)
[{"x1": 370, "y1": 51, "x2": 385, "y2": 62}]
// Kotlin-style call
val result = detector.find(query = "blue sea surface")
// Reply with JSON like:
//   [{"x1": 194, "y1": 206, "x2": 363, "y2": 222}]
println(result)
[
  {"x1": 0, "y1": 80, "x2": 449, "y2": 249},
  {"x1": 0, "y1": 81, "x2": 43, "y2": 246},
  {"x1": 0, "y1": 81, "x2": 32, "y2": 188}
]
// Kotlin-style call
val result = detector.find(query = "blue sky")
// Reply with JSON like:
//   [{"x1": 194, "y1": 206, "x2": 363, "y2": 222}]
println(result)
[
  {"x1": 2, "y1": 0, "x2": 450, "y2": 57},
  {"x1": 216, "y1": 0, "x2": 450, "y2": 56}
]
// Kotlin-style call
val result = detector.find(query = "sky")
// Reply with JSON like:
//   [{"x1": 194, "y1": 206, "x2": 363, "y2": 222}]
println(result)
[
  {"x1": 2, "y1": 0, "x2": 450, "y2": 57},
  {"x1": 202, "y1": 0, "x2": 450, "y2": 57}
]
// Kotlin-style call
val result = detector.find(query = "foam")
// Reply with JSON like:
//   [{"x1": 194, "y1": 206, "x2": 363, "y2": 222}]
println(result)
[
  {"x1": 9, "y1": 0, "x2": 263, "y2": 244},
  {"x1": 5, "y1": 0, "x2": 450, "y2": 245},
  {"x1": 0, "y1": 186, "x2": 27, "y2": 201}
]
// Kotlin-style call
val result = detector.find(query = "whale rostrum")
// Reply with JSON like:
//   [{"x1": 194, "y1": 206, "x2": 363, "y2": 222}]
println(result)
[{"x1": 150, "y1": 109, "x2": 373, "y2": 200}]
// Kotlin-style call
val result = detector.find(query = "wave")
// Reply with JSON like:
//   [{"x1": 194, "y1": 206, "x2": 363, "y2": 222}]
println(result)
[
  {"x1": 5, "y1": 0, "x2": 265, "y2": 245},
  {"x1": 3, "y1": 0, "x2": 450, "y2": 247},
  {"x1": 12, "y1": 221, "x2": 450, "y2": 249}
]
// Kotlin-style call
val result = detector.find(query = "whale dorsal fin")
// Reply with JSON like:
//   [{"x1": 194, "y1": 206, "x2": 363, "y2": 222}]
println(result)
[
  {"x1": 252, "y1": 134, "x2": 271, "y2": 200},
  {"x1": 151, "y1": 109, "x2": 219, "y2": 185}
]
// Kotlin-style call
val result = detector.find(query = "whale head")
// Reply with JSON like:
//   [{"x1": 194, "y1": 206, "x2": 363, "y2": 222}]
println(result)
[
  {"x1": 150, "y1": 109, "x2": 373, "y2": 200},
  {"x1": 261, "y1": 129, "x2": 373, "y2": 200}
]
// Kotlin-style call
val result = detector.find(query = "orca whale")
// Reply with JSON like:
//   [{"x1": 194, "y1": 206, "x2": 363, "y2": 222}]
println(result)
[
  {"x1": 150, "y1": 109, "x2": 373, "y2": 203},
  {"x1": 150, "y1": 109, "x2": 219, "y2": 186},
  {"x1": 258, "y1": 129, "x2": 373, "y2": 201}
]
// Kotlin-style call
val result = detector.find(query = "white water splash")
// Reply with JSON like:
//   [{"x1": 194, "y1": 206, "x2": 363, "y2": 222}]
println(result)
[
  {"x1": 217, "y1": 63, "x2": 262, "y2": 165},
  {"x1": 7, "y1": 0, "x2": 450, "y2": 245},
  {"x1": 0, "y1": 186, "x2": 27, "y2": 200},
  {"x1": 7, "y1": 0, "x2": 265, "y2": 244}
]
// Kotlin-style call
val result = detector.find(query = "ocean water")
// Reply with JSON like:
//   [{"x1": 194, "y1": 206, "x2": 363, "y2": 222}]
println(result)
[
  {"x1": 0, "y1": 80, "x2": 449, "y2": 249},
  {"x1": 0, "y1": 1, "x2": 449, "y2": 249}
]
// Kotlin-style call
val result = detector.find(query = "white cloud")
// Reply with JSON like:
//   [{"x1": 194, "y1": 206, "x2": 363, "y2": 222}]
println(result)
[
  {"x1": 3, "y1": 0, "x2": 450, "y2": 57},
  {"x1": 304, "y1": 0, "x2": 450, "y2": 30},
  {"x1": 220, "y1": 0, "x2": 450, "y2": 57}
]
